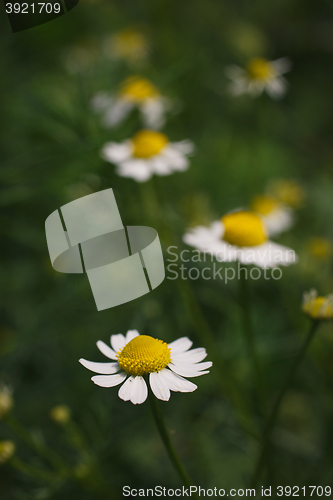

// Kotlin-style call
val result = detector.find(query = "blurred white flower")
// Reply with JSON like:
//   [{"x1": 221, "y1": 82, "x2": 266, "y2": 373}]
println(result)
[
  {"x1": 226, "y1": 57, "x2": 292, "y2": 99},
  {"x1": 250, "y1": 194, "x2": 294, "y2": 237},
  {"x1": 183, "y1": 210, "x2": 297, "y2": 268},
  {"x1": 302, "y1": 290, "x2": 333, "y2": 320},
  {"x1": 92, "y1": 76, "x2": 171, "y2": 129},
  {"x1": 79, "y1": 330, "x2": 211, "y2": 405},
  {"x1": 101, "y1": 129, "x2": 194, "y2": 182}
]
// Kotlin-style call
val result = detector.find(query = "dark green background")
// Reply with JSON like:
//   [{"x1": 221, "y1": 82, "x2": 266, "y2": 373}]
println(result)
[{"x1": 1, "y1": 0, "x2": 333, "y2": 498}]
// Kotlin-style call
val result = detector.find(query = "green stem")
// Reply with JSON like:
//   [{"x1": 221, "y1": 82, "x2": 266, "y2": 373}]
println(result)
[
  {"x1": 251, "y1": 319, "x2": 320, "y2": 489},
  {"x1": 139, "y1": 179, "x2": 161, "y2": 227},
  {"x1": 239, "y1": 268, "x2": 262, "y2": 393},
  {"x1": 142, "y1": 179, "x2": 257, "y2": 438},
  {"x1": 177, "y1": 277, "x2": 256, "y2": 436},
  {"x1": 10, "y1": 456, "x2": 58, "y2": 483},
  {"x1": 148, "y1": 391, "x2": 198, "y2": 497},
  {"x1": 5, "y1": 416, "x2": 68, "y2": 475}
]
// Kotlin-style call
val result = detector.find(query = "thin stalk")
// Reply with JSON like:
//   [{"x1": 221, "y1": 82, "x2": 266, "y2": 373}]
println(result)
[
  {"x1": 251, "y1": 319, "x2": 320, "y2": 489},
  {"x1": 177, "y1": 276, "x2": 256, "y2": 437},
  {"x1": 5, "y1": 415, "x2": 68, "y2": 475},
  {"x1": 142, "y1": 178, "x2": 257, "y2": 438},
  {"x1": 148, "y1": 391, "x2": 198, "y2": 498},
  {"x1": 10, "y1": 456, "x2": 58, "y2": 483},
  {"x1": 239, "y1": 268, "x2": 262, "y2": 394}
]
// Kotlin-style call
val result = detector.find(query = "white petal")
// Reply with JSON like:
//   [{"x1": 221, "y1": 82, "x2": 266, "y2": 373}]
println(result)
[
  {"x1": 79, "y1": 359, "x2": 119, "y2": 374},
  {"x1": 160, "y1": 145, "x2": 189, "y2": 171},
  {"x1": 140, "y1": 98, "x2": 165, "y2": 129},
  {"x1": 149, "y1": 155, "x2": 174, "y2": 175},
  {"x1": 271, "y1": 57, "x2": 292, "y2": 75},
  {"x1": 171, "y1": 347, "x2": 207, "y2": 364},
  {"x1": 236, "y1": 242, "x2": 297, "y2": 268},
  {"x1": 182, "y1": 222, "x2": 223, "y2": 252},
  {"x1": 171, "y1": 140, "x2": 195, "y2": 155},
  {"x1": 149, "y1": 371, "x2": 171, "y2": 401},
  {"x1": 96, "y1": 340, "x2": 117, "y2": 360},
  {"x1": 169, "y1": 337, "x2": 193, "y2": 355},
  {"x1": 103, "y1": 99, "x2": 133, "y2": 127},
  {"x1": 265, "y1": 78, "x2": 287, "y2": 100},
  {"x1": 261, "y1": 208, "x2": 293, "y2": 237},
  {"x1": 110, "y1": 334, "x2": 127, "y2": 353},
  {"x1": 169, "y1": 361, "x2": 212, "y2": 378},
  {"x1": 225, "y1": 65, "x2": 246, "y2": 79},
  {"x1": 125, "y1": 330, "x2": 140, "y2": 342},
  {"x1": 92, "y1": 372, "x2": 127, "y2": 387},
  {"x1": 160, "y1": 369, "x2": 197, "y2": 393},
  {"x1": 118, "y1": 376, "x2": 148, "y2": 404},
  {"x1": 117, "y1": 159, "x2": 152, "y2": 182},
  {"x1": 101, "y1": 141, "x2": 132, "y2": 164},
  {"x1": 91, "y1": 92, "x2": 114, "y2": 112}
]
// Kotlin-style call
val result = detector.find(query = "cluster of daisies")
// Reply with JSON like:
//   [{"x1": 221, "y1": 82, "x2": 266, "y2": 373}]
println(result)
[
  {"x1": 92, "y1": 73, "x2": 194, "y2": 182},
  {"x1": 78, "y1": 30, "x2": 333, "y2": 408}
]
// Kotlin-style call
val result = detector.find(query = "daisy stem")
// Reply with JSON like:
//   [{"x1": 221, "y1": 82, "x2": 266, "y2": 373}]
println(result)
[
  {"x1": 5, "y1": 415, "x2": 68, "y2": 475},
  {"x1": 239, "y1": 269, "x2": 262, "y2": 396},
  {"x1": 148, "y1": 391, "x2": 198, "y2": 496},
  {"x1": 250, "y1": 319, "x2": 320, "y2": 489},
  {"x1": 9, "y1": 456, "x2": 59, "y2": 483},
  {"x1": 140, "y1": 179, "x2": 161, "y2": 226}
]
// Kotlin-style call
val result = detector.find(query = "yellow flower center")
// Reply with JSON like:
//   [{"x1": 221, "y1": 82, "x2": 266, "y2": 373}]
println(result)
[
  {"x1": 120, "y1": 76, "x2": 159, "y2": 102},
  {"x1": 0, "y1": 389, "x2": 13, "y2": 419},
  {"x1": 250, "y1": 195, "x2": 280, "y2": 215},
  {"x1": 308, "y1": 238, "x2": 332, "y2": 260},
  {"x1": 117, "y1": 335, "x2": 171, "y2": 376},
  {"x1": 132, "y1": 130, "x2": 168, "y2": 158},
  {"x1": 246, "y1": 58, "x2": 274, "y2": 81},
  {"x1": 110, "y1": 30, "x2": 147, "y2": 61},
  {"x1": 50, "y1": 405, "x2": 71, "y2": 424},
  {"x1": 0, "y1": 441, "x2": 15, "y2": 464},
  {"x1": 221, "y1": 211, "x2": 267, "y2": 247},
  {"x1": 304, "y1": 297, "x2": 333, "y2": 320}
]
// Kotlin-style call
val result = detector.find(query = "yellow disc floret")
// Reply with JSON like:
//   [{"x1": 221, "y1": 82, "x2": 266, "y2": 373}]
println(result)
[
  {"x1": 117, "y1": 335, "x2": 171, "y2": 376},
  {"x1": 0, "y1": 441, "x2": 15, "y2": 464},
  {"x1": 120, "y1": 76, "x2": 159, "y2": 101},
  {"x1": 246, "y1": 58, "x2": 274, "y2": 81},
  {"x1": 308, "y1": 237, "x2": 332, "y2": 260},
  {"x1": 132, "y1": 130, "x2": 168, "y2": 158},
  {"x1": 221, "y1": 211, "x2": 267, "y2": 247},
  {"x1": 251, "y1": 195, "x2": 280, "y2": 215},
  {"x1": 109, "y1": 29, "x2": 148, "y2": 63},
  {"x1": 302, "y1": 291, "x2": 333, "y2": 320}
]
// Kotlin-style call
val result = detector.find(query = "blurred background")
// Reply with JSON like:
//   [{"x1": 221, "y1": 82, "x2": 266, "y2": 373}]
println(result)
[{"x1": 1, "y1": 0, "x2": 333, "y2": 498}]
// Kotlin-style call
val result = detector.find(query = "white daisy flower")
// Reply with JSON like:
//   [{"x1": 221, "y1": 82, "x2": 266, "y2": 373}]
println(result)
[
  {"x1": 226, "y1": 57, "x2": 292, "y2": 99},
  {"x1": 79, "y1": 330, "x2": 212, "y2": 405},
  {"x1": 101, "y1": 129, "x2": 194, "y2": 182},
  {"x1": 302, "y1": 289, "x2": 333, "y2": 321},
  {"x1": 92, "y1": 76, "x2": 170, "y2": 129},
  {"x1": 183, "y1": 210, "x2": 297, "y2": 268},
  {"x1": 250, "y1": 194, "x2": 294, "y2": 237}
]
